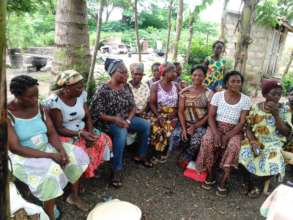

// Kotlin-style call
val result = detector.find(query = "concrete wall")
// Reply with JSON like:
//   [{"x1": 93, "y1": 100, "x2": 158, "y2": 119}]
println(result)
[{"x1": 224, "y1": 11, "x2": 290, "y2": 82}]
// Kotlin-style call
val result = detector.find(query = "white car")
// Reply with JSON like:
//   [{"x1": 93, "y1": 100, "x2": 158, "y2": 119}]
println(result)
[{"x1": 101, "y1": 44, "x2": 130, "y2": 54}]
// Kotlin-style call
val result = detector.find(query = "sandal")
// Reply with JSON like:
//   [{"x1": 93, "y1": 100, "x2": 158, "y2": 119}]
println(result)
[
  {"x1": 66, "y1": 195, "x2": 90, "y2": 212},
  {"x1": 216, "y1": 186, "x2": 228, "y2": 197},
  {"x1": 111, "y1": 171, "x2": 123, "y2": 188},
  {"x1": 201, "y1": 179, "x2": 216, "y2": 191},
  {"x1": 247, "y1": 187, "x2": 261, "y2": 198},
  {"x1": 150, "y1": 156, "x2": 160, "y2": 165},
  {"x1": 133, "y1": 157, "x2": 153, "y2": 168},
  {"x1": 158, "y1": 155, "x2": 168, "y2": 164},
  {"x1": 240, "y1": 183, "x2": 249, "y2": 195}
]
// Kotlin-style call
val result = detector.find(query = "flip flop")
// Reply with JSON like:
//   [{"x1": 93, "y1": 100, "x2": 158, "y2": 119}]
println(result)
[
  {"x1": 216, "y1": 186, "x2": 228, "y2": 197},
  {"x1": 133, "y1": 158, "x2": 154, "y2": 168},
  {"x1": 66, "y1": 195, "x2": 90, "y2": 212}
]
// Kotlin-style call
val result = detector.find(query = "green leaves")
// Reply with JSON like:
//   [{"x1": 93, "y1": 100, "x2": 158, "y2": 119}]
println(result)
[{"x1": 256, "y1": 0, "x2": 293, "y2": 28}]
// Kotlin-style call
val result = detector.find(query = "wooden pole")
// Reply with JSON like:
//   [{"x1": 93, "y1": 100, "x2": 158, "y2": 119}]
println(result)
[
  {"x1": 0, "y1": 0, "x2": 11, "y2": 219},
  {"x1": 165, "y1": 0, "x2": 173, "y2": 63},
  {"x1": 172, "y1": 0, "x2": 184, "y2": 62},
  {"x1": 134, "y1": 0, "x2": 141, "y2": 62},
  {"x1": 87, "y1": 0, "x2": 104, "y2": 94}
]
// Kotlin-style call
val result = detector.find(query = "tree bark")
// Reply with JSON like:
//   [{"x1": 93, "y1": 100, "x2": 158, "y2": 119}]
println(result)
[
  {"x1": 172, "y1": 0, "x2": 184, "y2": 62},
  {"x1": 53, "y1": 0, "x2": 91, "y2": 79},
  {"x1": 234, "y1": 0, "x2": 260, "y2": 77},
  {"x1": 283, "y1": 50, "x2": 293, "y2": 76},
  {"x1": 184, "y1": 10, "x2": 195, "y2": 65},
  {"x1": 0, "y1": 0, "x2": 10, "y2": 219},
  {"x1": 219, "y1": 0, "x2": 229, "y2": 42},
  {"x1": 165, "y1": 0, "x2": 173, "y2": 63},
  {"x1": 134, "y1": 0, "x2": 141, "y2": 62},
  {"x1": 105, "y1": 5, "x2": 114, "y2": 22},
  {"x1": 87, "y1": 0, "x2": 104, "y2": 94}
]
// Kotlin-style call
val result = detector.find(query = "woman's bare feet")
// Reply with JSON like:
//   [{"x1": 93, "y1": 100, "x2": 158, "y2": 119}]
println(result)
[{"x1": 66, "y1": 194, "x2": 90, "y2": 212}]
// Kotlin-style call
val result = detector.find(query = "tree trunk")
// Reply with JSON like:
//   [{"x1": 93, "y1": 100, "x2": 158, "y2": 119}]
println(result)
[
  {"x1": 172, "y1": 0, "x2": 184, "y2": 62},
  {"x1": 184, "y1": 11, "x2": 195, "y2": 65},
  {"x1": 105, "y1": 6, "x2": 114, "y2": 22},
  {"x1": 219, "y1": 0, "x2": 229, "y2": 42},
  {"x1": 283, "y1": 50, "x2": 293, "y2": 75},
  {"x1": 165, "y1": 0, "x2": 173, "y2": 63},
  {"x1": 87, "y1": 0, "x2": 104, "y2": 94},
  {"x1": 134, "y1": 0, "x2": 141, "y2": 62},
  {"x1": 53, "y1": 0, "x2": 91, "y2": 79},
  {"x1": 234, "y1": 0, "x2": 260, "y2": 77},
  {"x1": 0, "y1": 0, "x2": 10, "y2": 219}
]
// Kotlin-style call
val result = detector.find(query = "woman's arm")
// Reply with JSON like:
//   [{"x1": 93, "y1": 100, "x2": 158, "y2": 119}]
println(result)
[
  {"x1": 84, "y1": 103, "x2": 94, "y2": 133},
  {"x1": 127, "y1": 106, "x2": 136, "y2": 121},
  {"x1": 45, "y1": 109, "x2": 66, "y2": 153},
  {"x1": 50, "y1": 108, "x2": 79, "y2": 137},
  {"x1": 273, "y1": 111, "x2": 291, "y2": 137},
  {"x1": 208, "y1": 105, "x2": 219, "y2": 134},
  {"x1": 178, "y1": 94, "x2": 186, "y2": 131},
  {"x1": 194, "y1": 115, "x2": 208, "y2": 128},
  {"x1": 150, "y1": 83, "x2": 159, "y2": 116},
  {"x1": 8, "y1": 120, "x2": 52, "y2": 159},
  {"x1": 224, "y1": 110, "x2": 248, "y2": 139}
]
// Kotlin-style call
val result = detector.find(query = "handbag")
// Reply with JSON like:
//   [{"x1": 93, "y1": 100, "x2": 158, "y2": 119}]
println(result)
[{"x1": 183, "y1": 161, "x2": 207, "y2": 182}]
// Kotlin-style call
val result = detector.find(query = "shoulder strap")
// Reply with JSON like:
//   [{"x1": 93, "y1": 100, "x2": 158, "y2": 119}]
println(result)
[
  {"x1": 39, "y1": 104, "x2": 46, "y2": 122},
  {"x1": 7, "y1": 110, "x2": 15, "y2": 126}
]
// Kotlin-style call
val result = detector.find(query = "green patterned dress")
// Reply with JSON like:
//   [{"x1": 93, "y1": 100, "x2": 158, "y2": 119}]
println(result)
[
  {"x1": 8, "y1": 110, "x2": 89, "y2": 201},
  {"x1": 204, "y1": 56, "x2": 226, "y2": 92}
]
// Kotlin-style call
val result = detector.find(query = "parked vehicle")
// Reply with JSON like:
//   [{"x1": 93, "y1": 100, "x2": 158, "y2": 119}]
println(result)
[{"x1": 100, "y1": 44, "x2": 130, "y2": 54}]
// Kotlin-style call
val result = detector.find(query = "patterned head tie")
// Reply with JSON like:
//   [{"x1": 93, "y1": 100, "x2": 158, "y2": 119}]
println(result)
[
  {"x1": 105, "y1": 58, "x2": 124, "y2": 76},
  {"x1": 51, "y1": 70, "x2": 83, "y2": 91},
  {"x1": 261, "y1": 79, "x2": 282, "y2": 96}
]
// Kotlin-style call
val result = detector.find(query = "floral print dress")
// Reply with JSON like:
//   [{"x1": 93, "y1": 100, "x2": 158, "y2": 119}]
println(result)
[
  {"x1": 204, "y1": 56, "x2": 226, "y2": 92},
  {"x1": 239, "y1": 103, "x2": 293, "y2": 177}
]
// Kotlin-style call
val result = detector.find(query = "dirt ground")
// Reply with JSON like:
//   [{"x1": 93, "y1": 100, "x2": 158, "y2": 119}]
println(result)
[
  {"x1": 59, "y1": 149, "x2": 268, "y2": 220},
  {"x1": 7, "y1": 69, "x2": 291, "y2": 220}
]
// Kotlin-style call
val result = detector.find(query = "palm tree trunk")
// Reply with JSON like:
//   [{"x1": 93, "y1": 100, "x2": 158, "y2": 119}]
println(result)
[
  {"x1": 283, "y1": 50, "x2": 293, "y2": 76},
  {"x1": 0, "y1": 0, "x2": 10, "y2": 219},
  {"x1": 172, "y1": 0, "x2": 184, "y2": 62},
  {"x1": 184, "y1": 11, "x2": 195, "y2": 65},
  {"x1": 134, "y1": 0, "x2": 141, "y2": 62},
  {"x1": 234, "y1": 0, "x2": 260, "y2": 76},
  {"x1": 53, "y1": 0, "x2": 91, "y2": 79},
  {"x1": 87, "y1": 0, "x2": 104, "y2": 94},
  {"x1": 165, "y1": 0, "x2": 173, "y2": 63},
  {"x1": 219, "y1": 0, "x2": 229, "y2": 42}
]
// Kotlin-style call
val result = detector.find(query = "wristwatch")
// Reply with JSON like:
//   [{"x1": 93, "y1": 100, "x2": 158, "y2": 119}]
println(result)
[{"x1": 126, "y1": 119, "x2": 131, "y2": 125}]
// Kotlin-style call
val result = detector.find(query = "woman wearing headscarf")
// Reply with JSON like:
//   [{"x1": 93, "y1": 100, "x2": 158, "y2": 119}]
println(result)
[
  {"x1": 203, "y1": 40, "x2": 226, "y2": 92},
  {"x1": 149, "y1": 62, "x2": 179, "y2": 163},
  {"x1": 44, "y1": 70, "x2": 112, "y2": 179},
  {"x1": 90, "y1": 58, "x2": 152, "y2": 188},
  {"x1": 8, "y1": 75, "x2": 90, "y2": 219},
  {"x1": 239, "y1": 79, "x2": 292, "y2": 198}
]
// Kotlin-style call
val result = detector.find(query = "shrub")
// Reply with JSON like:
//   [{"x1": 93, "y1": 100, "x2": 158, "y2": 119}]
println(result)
[
  {"x1": 101, "y1": 21, "x2": 131, "y2": 32},
  {"x1": 188, "y1": 38, "x2": 212, "y2": 65},
  {"x1": 282, "y1": 72, "x2": 293, "y2": 95}
]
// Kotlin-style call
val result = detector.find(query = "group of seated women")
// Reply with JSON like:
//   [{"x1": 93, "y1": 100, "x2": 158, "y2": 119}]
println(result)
[{"x1": 7, "y1": 56, "x2": 293, "y2": 219}]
